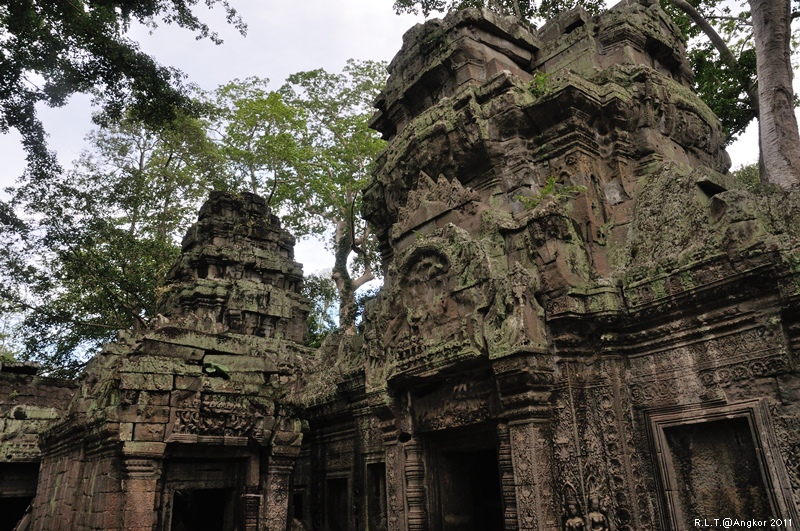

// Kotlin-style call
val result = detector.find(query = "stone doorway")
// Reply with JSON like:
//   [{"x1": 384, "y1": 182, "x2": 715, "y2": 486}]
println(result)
[
  {"x1": 0, "y1": 462, "x2": 38, "y2": 531},
  {"x1": 426, "y1": 428, "x2": 504, "y2": 531},
  {"x1": 325, "y1": 477, "x2": 349, "y2": 531},
  {"x1": 160, "y1": 456, "x2": 251, "y2": 531},
  {"x1": 170, "y1": 488, "x2": 235, "y2": 531}
]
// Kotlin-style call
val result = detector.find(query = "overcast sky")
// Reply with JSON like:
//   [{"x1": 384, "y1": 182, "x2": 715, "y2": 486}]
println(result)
[{"x1": 0, "y1": 0, "x2": 763, "y2": 273}]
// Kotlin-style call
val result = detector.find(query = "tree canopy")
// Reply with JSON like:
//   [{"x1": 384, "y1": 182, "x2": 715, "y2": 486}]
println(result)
[
  {"x1": 280, "y1": 60, "x2": 387, "y2": 329},
  {"x1": 212, "y1": 78, "x2": 306, "y2": 200},
  {"x1": 5, "y1": 112, "x2": 217, "y2": 375},
  {"x1": 0, "y1": 0, "x2": 245, "y2": 181},
  {"x1": 393, "y1": 0, "x2": 603, "y2": 19}
]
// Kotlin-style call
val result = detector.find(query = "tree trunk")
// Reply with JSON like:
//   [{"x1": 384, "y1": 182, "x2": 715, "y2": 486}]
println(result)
[
  {"x1": 668, "y1": 0, "x2": 760, "y2": 118},
  {"x1": 332, "y1": 220, "x2": 357, "y2": 333},
  {"x1": 749, "y1": 0, "x2": 800, "y2": 187},
  {"x1": 331, "y1": 218, "x2": 375, "y2": 334}
]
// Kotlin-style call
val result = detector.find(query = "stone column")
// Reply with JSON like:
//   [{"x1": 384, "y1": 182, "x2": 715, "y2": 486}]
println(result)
[
  {"x1": 120, "y1": 454, "x2": 163, "y2": 531},
  {"x1": 263, "y1": 451, "x2": 298, "y2": 531},
  {"x1": 497, "y1": 423, "x2": 519, "y2": 530},
  {"x1": 404, "y1": 437, "x2": 428, "y2": 531}
]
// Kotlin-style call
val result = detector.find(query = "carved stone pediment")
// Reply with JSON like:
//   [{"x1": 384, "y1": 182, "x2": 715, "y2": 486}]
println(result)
[
  {"x1": 391, "y1": 171, "x2": 480, "y2": 244},
  {"x1": 378, "y1": 224, "x2": 494, "y2": 381}
]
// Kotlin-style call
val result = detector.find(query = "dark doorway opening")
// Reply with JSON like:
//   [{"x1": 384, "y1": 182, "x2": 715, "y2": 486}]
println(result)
[
  {"x1": 325, "y1": 478, "x2": 349, "y2": 531},
  {"x1": 367, "y1": 463, "x2": 388, "y2": 531},
  {"x1": 292, "y1": 491, "x2": 304, "y2": 520},
  {"x1": 0, "y1": 497, "x2": 33, "y2": 531},
  {"x1": 170, "y1": 488, "x2": 232, "y2": 531},
  {"x1": 437, "y1": 448, "x2": 503, "y2": 531}
]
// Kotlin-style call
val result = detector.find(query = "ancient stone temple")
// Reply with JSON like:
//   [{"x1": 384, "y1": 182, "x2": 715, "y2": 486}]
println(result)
[
  {"x1": 15, "y1": 192, "x2": 311, "y2": 530},
  {"x1": 4, "y1": 0, "x2": 800, "y2": 530},
  {"x1": 292, "y1": 0, "x2": 800, "y2": 530}
]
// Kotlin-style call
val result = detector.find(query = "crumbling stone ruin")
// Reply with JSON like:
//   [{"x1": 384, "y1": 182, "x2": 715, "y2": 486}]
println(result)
[
  {"x1": 0, "y1": 362, "x2": 75, "y2": 528},
  {"x1": 7, "y1": 193, "x2": 311, "y2": 530},
  {"x1": 3, "y1": 0, "x2": 800, "y2": 529}
]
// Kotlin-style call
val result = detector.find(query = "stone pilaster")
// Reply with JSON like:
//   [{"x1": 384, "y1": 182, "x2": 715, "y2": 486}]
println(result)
[
  {"x1": 262, "y1": 452, "x2": 297, "y2": 531},
  {"x1": 508, "y1": 418, "x2": 558, "y2": 531},
  {"x1": 493, "y1": 353, "x2": 557, "y2": 531},
  {"x1": 404, "y1": 437, "x2": 428, "y2": 531},
  {"x1": 497, "y1": 422, "x2": 519, "y2": 530},
  {"x1": 120, "y1": 451, "x2": 163, "y2": 531}
]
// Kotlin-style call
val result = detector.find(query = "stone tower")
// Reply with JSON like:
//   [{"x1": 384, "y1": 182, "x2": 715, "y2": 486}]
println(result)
[
  {"x1": 24, "y1": 192, "x2": 310, "y2": 531},
  {"x1": 294, "y1": 1, "x2": 800, "y2": 530}
]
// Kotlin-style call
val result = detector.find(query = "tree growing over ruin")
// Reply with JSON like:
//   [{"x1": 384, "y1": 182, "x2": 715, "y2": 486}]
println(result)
[
  {"x1": 280, "y1": 60, "x2": 387, "y2": 331},
  {"x1": 6, "y1": 112, "x2": 218, "y2": 375},
  {"x1": 663, "y1": 0, "x2": 800, "y2": 187},
  {"x1": 212, "y1": 61, "x2": 387, "y2": 331}
]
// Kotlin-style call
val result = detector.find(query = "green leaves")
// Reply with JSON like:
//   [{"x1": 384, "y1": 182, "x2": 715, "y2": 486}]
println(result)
[
  {"x1": 1, "y1": 0, "x2": 245, "y2": 182},
  {"x1": 392, "y1": 0, "x2": 604, "y2": 21},
  {"x1": 4, "y1": 111, "x2": 216, "y2": 375},
  {"x1": 209, "y1": 61, "x2": 388, "y2": 329},
  {"x1": 212, "y1": 78, "x2": 307, "y2": 199},
  {"x1": 280, "y1": 61, "x2": 387, "y2": 328},
  {"x1": 279, "y1": 60, "x2": 386, "y2": 239}
]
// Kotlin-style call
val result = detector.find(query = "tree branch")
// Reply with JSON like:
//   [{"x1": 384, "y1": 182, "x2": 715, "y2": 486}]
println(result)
[
  {"x1": 667, "y1": 0, "x2": 760, "y2": 117},
  {"x1": 351, "y1": 263, "x2": 375, "y2": 291},
  {"x1": 705, "y1": 14, "x2": 752, "y2": 24}
]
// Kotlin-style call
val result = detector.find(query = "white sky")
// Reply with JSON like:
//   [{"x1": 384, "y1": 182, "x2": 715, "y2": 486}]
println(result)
[{"x1": 0, "y1": 0, "x2": 764, "y2": 275}]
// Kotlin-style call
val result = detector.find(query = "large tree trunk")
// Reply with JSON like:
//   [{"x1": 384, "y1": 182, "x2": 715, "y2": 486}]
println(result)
[
  {"x1": 331, "y1": 219, "x2": 374, "y2": 334},
  {"x1": 749, "y1": 0, "x2": 800, "y2": 187}
]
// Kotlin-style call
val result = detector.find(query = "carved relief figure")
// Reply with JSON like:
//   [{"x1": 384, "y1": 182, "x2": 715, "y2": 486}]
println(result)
[
  {"x1": 564, "y1": 500, "x2": 587, "y2": 531},
  {"x1": 563, "y1": 485, "x2": 587, "y2": 531},
  {"x1": 586, "y1": 495, "x2": 610, "y2": 531}
]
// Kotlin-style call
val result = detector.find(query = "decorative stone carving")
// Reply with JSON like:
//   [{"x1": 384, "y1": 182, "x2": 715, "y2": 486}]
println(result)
[{"x1": 11, "y1": 1, "x2": 800, "y2": 530}]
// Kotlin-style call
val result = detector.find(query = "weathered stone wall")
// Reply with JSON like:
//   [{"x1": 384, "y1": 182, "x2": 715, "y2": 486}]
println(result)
[
  {"x1": 0, "y1": 363, "x2": 75, "y2": 529},
  {"x1": 295, "y1": 1, "x2": 800, "y2": 530},
  {"x1": 23, "y1": 192, "x2": 311, "y2": 531},
  {"x1": 0, "y1": 363, "x2": 75, "y2": 463},
  {"x1": 7, "y1": 1, "x2": 800, "y2": 530}
]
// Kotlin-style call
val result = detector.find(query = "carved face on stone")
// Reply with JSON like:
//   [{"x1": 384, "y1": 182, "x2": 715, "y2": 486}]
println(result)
[
  {"x1": 378, "y1": 224, "x2": 494, "y2": 379},
  {"x1": 403, "y1": 251, "x2": 451, "y2": 328}
]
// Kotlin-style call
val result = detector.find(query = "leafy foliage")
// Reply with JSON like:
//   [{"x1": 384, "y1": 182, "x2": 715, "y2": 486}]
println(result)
[
  {"x1": 0, "y1": 0, "x2": 244, "y2": 181},
  {"x1": 527, "y1": 71, "x2": 552, "y2": 97},
  {"x1": 731, "y1": 162, "x2": 760, "y2": 190},
  {"x1": 660, "y1": 0, "x2": 762, "y2": 142},
  {"x1": 279, "y1": 60, "x2": 387, "y2": 328},
  {"x1": 212, "y1": 79, "x2": 307, "y2": 199},
  {"x1": 689, "y1": 45, "x2": 757, "y2": 140},
  {"x1": 302, "y1": 272, "x2": 339, "y2": 348},
  {"x1": 4, "y1": 112, "x2": 217, "y2": 375},
  {"x1": 517, "y1": 175, "x2": 587, "y2": 209}
]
